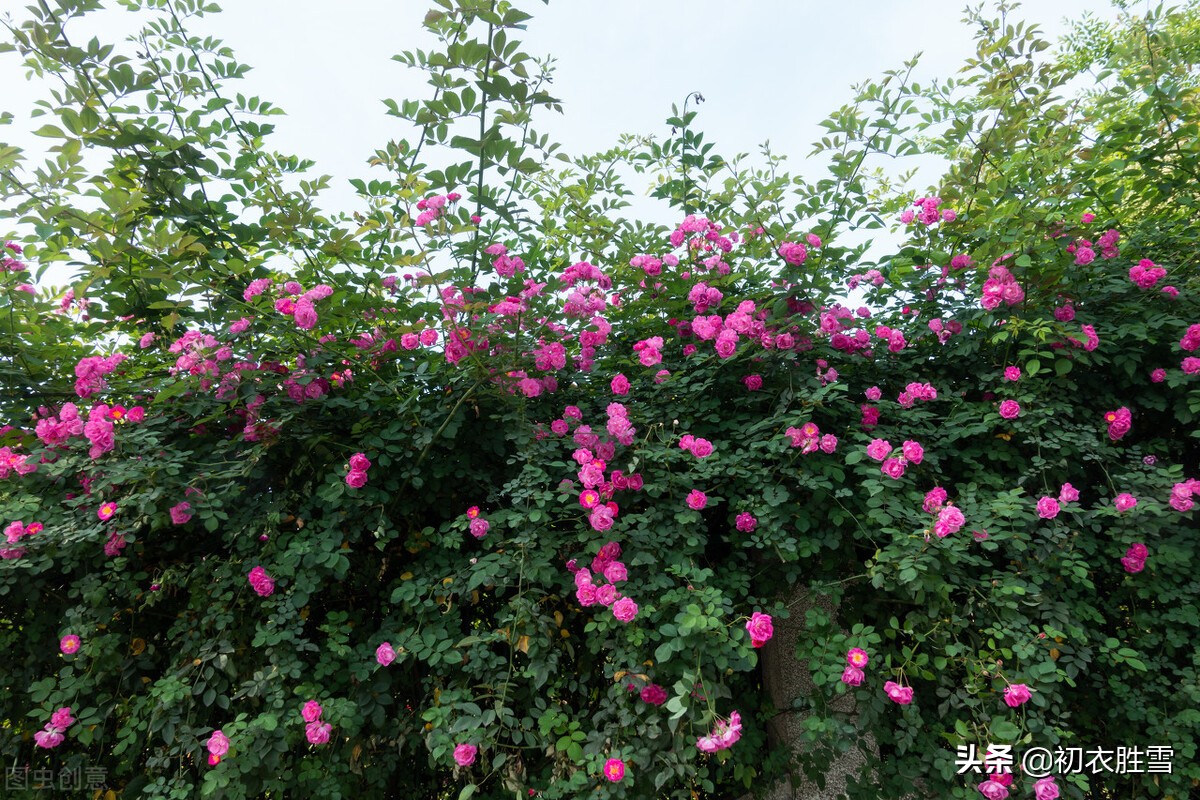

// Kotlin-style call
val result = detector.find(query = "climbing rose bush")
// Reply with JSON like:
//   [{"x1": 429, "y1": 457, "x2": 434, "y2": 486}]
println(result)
[{"x1": 1, "y1": 2, "x2": 1199, "y2": 799}]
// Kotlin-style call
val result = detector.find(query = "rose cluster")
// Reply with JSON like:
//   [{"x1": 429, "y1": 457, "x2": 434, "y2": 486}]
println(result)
[
  {"x1": 301, "y1": 700, "x2": 332, "y2": 745},
  {"x1": 34, "y1": 706, "x2": 74, "y2": 749},
  {"x1": 345, "y1": 452, "x2": 371, "y2": 488},
  {"x1": 247, "y1": 566, "x2": 275, "y2": 597}
]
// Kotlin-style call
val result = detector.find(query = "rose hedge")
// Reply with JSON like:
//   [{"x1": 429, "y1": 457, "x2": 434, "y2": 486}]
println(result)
[{"x1": 1, "y1": 1, "x2": 1199, "y2": 799}]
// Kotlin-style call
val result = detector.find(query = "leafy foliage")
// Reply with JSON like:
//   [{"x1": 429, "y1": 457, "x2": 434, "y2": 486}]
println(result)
[{"x1": 1, "y1": 2, "x2": 1198, "y2": 799}]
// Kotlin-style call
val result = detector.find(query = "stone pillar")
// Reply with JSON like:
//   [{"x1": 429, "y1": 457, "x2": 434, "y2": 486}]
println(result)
[{"x1": 741, "y1": 592, "x2": 875, "y2": 800}]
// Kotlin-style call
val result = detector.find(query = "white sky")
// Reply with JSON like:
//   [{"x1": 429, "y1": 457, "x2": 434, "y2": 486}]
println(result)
[{"x1": 1, "y1": 1, "x2": 1126, "y2": 280}]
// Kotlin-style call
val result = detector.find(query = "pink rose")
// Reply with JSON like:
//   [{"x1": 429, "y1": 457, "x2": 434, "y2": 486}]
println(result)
[
  {"x1": 884, "y1": 680, "x2": 913, "y2": 705},
  {"x1": 248, "y1": 566, "x2": 275, "y2": 597},
  {"x1": 345, "y1": 469, "x2": 368, "y2": 488},
  {"x1": 349, "y1": 453, "x2": 371, "y2": 472},
  {"x1": 293, "y1": 298, "x2": 318, "y2": 330},
  {"x1": 998, "y1": 400, "x2": 1021, "y2": 419},
  {"x1": 901, "y1": 440, "x2": 924, "y2": 464},
  {"x1": 589, "y1": 505, "x2": 615, "y2": 531},
  {"x1": 861, "y1": 405, "x2": 880, "y2": 428},
  {"x1": 1003, "y1": 683, "x2": 1032, "y2": 707},
  {"x1": 977, "y1": 779, "x2": 1010, "y2": 799},
  {"x1": 301, "y1": 700, "x2": 323, "y2": 723},
  {"x1": 729, "y1": 513, "x2": 756, "y2": 535},
  {"x1": 640, "y1": 684, "x2": 667, "y2": 705},
  {"x1": 847, "y1": 648, "x2": 869, "y2": 668},
  {"x1": 603, "y1": 561, "x2": 627, "y2": 583},
  {"x1": 934, "y1": 505, "x2": 966, "y2": 538},
  {"x1": 169, "y1": 501, "x2": 193, "y2": 525},
  {"x1": 746, "y1": 612, "x2": 773, "y2": 647},
  {"x1": 686, "y1": 490, "x2": 708, "y2": 510},
  {"x1": 777, "y1": 241, "x2": 808, "y2": 265},
  {"x1": 594, "y1": 584, "x2": 617, "y2": 607},
  {"x1": 841, "y1": 666, "x2": 865, "y2": 686},
  {"x1": 376, "y1": 642, "x2": 396, "y2": 666},
  {"x1": 34, "y1": 728, "x2": 65, "y2": 748},
  {"x1": 866, "y1": 439, "x2": 892, "y2": 461},
  {"x1": 1114, "y1": 493, "x2": 1138, "y2": 512},
  {"x1": 1058, "y1": 483, "x2": 1080, "y2": 503},
  {"x1": 610, "y1": 373, "x2": 630, "y2": 395},
  {"x1": 1036, "y1": 497, "x2": 1060, "y2": 519},
  {"x1": 575, "y1": 583, "x2": 597, "y2": 606},
  {"x1": 1104, "y1": 407, "x2": 1131, "y2": 440},
  {"x1": 1033, "y1": 776, "x2": 1059, "y2": 800},
  {"x1": 881, "y1": 457, "x2": 906, "y2": 480},
  {"x1": 612, "y1": 597, "x2": 639, "y2": 623},
  {"x1": 469, "y1": 517, "x2": 490, "y2": 539},
  {"x1": 305, "y1": 720, "x2": 331, "y2": 745},
  {"x1": 49, "y1": 707, "x2": 75, "y2": 729},
  {"x1": 1121, "y1": 542, "x2": 1148, "y2": 573},
  {"x1": 207, "y1": 729, "x2": 230, "y2": 757},
  {"x1": 453, "y1": 743, "x2": 478, "y2": 767}
]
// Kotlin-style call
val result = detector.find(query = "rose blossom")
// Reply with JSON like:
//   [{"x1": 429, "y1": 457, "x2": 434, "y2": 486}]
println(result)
[
  {"x1": 305, "y1": 721, "x2": 331, "y2": 745},
  {"x1": 884, "y1": 680, "x2": 913, "y2": 705},
  {"x1": 301, "y1": 700, "x2": 323, "y2": 723},
  {"x1": 1122, "y1": 543, "x2": 1148, "y2": 573},
  {"x1": 640, "y1": 684, "x2": 667, "y2": 705},
  {"x1": 866, "y1": 439, "x2": 892, "y2": 461},
  {"x1": 1036, "y1": 497, "x2": 1060, "y2": 519},
  {"x1": 603, "y1": 757, "x2": 626, "y2": 782},
  {"x1": 977, "y1": 779, "x2": 1010, "y2": 799},
  {"x1": 1003, "y1": 683, "x2": 1032, "y2": 707},
  {"x1": 612, "y1": 597, "x2": 639, "y2": 622},
  {"x1": 746, "y1": 612, "x2": 773, "y2": 647},
  {"x1": 169, "y1": 501, "x2": 193, "y2": 525},
  {"x1": 453, "y1": 743, "x2": 478, "y2": 767},
  {"x1": 1033, "y1": 777, "x2": 1059, "y2": 800},
  {"x1": 207, "y1": 728, "x2": 230, "y2": 757},
  {"x1": 881, "y1": 457, "x2": 906, "y2": 480}
]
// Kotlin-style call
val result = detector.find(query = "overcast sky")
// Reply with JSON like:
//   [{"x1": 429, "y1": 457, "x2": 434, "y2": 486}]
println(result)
[{"x1": 1, "y1": 1, "x2": 1128, "y2": 275}]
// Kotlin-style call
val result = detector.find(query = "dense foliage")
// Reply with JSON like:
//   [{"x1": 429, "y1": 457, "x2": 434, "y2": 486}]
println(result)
[{"x1": 1, "y1": 1, "x2": 1198, "y2": 798}]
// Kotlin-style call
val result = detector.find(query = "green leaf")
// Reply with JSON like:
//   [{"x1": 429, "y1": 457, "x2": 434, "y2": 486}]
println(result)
[{"x1": 991, "y1": 719, "x2": 1020, "y2": 741}]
